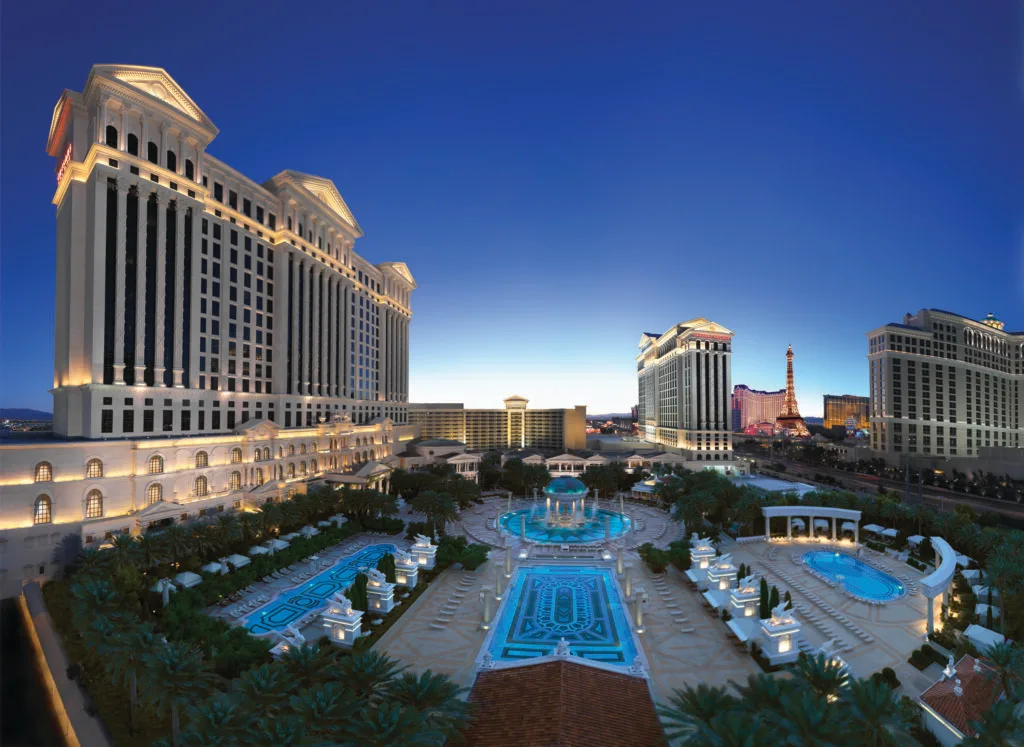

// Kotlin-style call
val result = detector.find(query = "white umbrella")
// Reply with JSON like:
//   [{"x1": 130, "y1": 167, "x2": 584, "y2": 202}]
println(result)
[
  {"x1": 249, "y1": 546, "x2": 271, "y2": 556},
  {"x1": 174, "y1": 571, "x2": 203, "y2": 589}
]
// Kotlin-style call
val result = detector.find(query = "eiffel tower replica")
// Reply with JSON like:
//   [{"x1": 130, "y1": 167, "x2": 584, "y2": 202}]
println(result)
[{"x1": 775, "y1": 345, "x2": 809, "y2": 437}]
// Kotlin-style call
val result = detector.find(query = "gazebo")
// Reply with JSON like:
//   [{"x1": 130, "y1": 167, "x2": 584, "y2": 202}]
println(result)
[{"x1": 762, "y1": 506, "x2": 862, "y2": 543}]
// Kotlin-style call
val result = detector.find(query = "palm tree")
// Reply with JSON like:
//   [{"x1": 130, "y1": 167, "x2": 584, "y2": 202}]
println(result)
[
  {"x1": 387, "y1": 670, "x2": 469, "y2": 738},
  {"x1": 180, "y1": 693, "x2": 257, "y2": 746},
  {"x1": 237, "y1": 513, "x2": 261, "y2": 546},
  {"x1": 245, "y1": 714, "x2": 306, "y2": 746},
  {"x1": 287, "y1": 682, "x2": 357, "y2": 742},
  {"x1": 658, "y1": 683, "x2": 737, "y2": 741},
  {"x1": 70, "y1": 577, "x2": 121, "y2": 621},
  {"x1": 338, "y1": 701, "x2": 442, "y2": 746},
  {"x1": 411, "y1": 491, "x2": 458, "y2": 532},
  {"x1": 142, "y1": 642, "x2": 217, "y2": 747},
  {"x1": 985, "y1": 552, "x2": 1022, "y2": 635},
  {"x1": 692, "y1": 711, "x2": 770, "y2": 747},
  {"x1": 729, "y1": 673, "x2": 792, "y2": 711},
  {"x1": 337, "y1": 650, "x2": 406, "y2": 704},
  {"x1": 109, "y1": 533, "x2": 139, "y2": 571},
  {"x1": 160, "y1": 524, "x2": 194, "y2": 569},
  {"x1": 983, "y1": 642, "x2": 1022, "y2": 702},
  {"x1": 232, "y1": 663, "x2": 298, "y2": 713},
  {"x1": 256, "y1": 503, "x2": 282, "y2": 537},
  {"x1": 766, "y1": 689, "x2": 845, "y2": 746},
  {"x1": 190, "y1": 524, "x2": 223, "y2": 561},
  {"x1": 841, "y1": 679, "x2": 912, "y2": 746},
  {"x1": 75, "y1": 547, "x2": 109, "y2": 574},
  {"x1": 105, "y1": 622, "x2": 159, "y2": 737},
  {"x1": 278, "y1": 644, "x2": 339, "y2": 689},
  {"x1": 790, "y1": 653, "x2": 850, "y2": 701},
  {"x1": 214, "y1": 515, "x2": 242, "y2": 550},
  {"x1": 963, "y1": 700, "x2": 1024, "y2": 746},
  {"x1": 135, "y1": 533, "x2": 167, "y2": 572}
]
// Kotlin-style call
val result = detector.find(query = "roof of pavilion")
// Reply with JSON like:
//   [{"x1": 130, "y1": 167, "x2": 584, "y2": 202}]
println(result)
[
  {"x1": 461, "y1": 659, "x2": 665, "y2": 746},
  {"x1": 920, "y1": 655, "x2": 1003, "y2": 737}
]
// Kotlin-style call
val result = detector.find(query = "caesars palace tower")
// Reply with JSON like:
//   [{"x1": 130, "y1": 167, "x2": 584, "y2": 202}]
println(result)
[{"x1": 0, "y1": 65, "x2": 417, "y2": 597}]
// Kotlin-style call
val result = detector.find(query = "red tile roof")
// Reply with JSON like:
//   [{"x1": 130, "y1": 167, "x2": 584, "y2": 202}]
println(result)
[
  {"x1": 920, "y1": 655, "x2": 1004, "y2": 736},
  {"x1": 463, "y1": 659, "x2": 666, "y2": 746}
]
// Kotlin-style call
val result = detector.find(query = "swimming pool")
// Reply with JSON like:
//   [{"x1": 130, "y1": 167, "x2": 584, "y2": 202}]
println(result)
[
  {"x1": 499, "y1": 508, "x2": 631, "y2": 544},
  {"x1": 484, "y1": 565, "x2": 639, "y2": 666},
  {"x1": 802, "y1": 551, "x2": 905, "y2": 602},
  {"x1": 244, "y1": 544, "x2": 395, "y2": 634}
]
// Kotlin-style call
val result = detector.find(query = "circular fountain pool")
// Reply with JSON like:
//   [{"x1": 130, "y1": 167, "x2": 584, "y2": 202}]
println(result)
[{"x1": 499, "y1": 507, "x2": 631, "y2": 543}]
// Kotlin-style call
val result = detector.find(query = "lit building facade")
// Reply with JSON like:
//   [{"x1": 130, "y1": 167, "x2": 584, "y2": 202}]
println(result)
[
  {"x1": 636, "y1": 319, "x2": 735, "y2": 461},
  {"x1": 867, "y1": 309, "x2": 1022, "y2": 463},
  {"x1": 0, "y1": 65, "x2": 418, "y2": 598},
  {"x1": 823, "y1": 394, "x2": 869, "y2": 430},
  {"x1": 408, "y1": 396, "x2": 587, "y2": 451},
  {"x1": 731, "y1": 385, "x2": 786, "y2": 431}
]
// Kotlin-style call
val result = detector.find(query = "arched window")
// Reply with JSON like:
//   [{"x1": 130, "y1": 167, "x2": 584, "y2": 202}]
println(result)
[
  {"x1": 288, "y1": 463, "x2": 295, "y2": 478},
  {"x1": 255, "y1": 468, "x2": 264, "y2": 486},
  {"x1": 195, "y1": 451, "x2": 209, "y2": 469},
  {"x1": 147, "y1": 141, "x2": 158, "y2": 164},
  {"x1": 311, "y1": 442, "x2": 318, "y2": 453},
  {"x1": 127, "y1": 133, "x2": 139, "y2": 156},
  {"x1": 146, "y1": 483, "x2": 162, "y2": 506},
  {"x1": 231, "y1": 447, "x2": 242, "y2": 464},
  {"x1": 289, "y1": 445, "x2": 295, "y2": 456},
  {"x1": 105, "y1": 125, "x2": 118, "y2": 148},
  {"x1": 166, "y1": 151, "x2": 177, "y2": 172},
  {"x1": 195, "y1": 476, "x2": 209, "y2": 497},
  {"x1": 278, "y1": 447, "x2": 284, "y2": 458},
  {"x1": 300, "y1": 444, "x2": 307, "y2": 455},
  {"x1": 86, "y1": 458, "x2": 103, "y2": 478},
  {"x1": 300, "y1": 461, "x2": 308, "y2": 475},
  {"x1": 185, "y1": 159, "x2": 195, "y2": 180},
  {"x1": 263, "y1": 447, "x2": 270, "y2": 461},
  {"x1": 34, "y1": 462, "x2": 53, "y2": 482},
  {"x1": 230, "y1": 471, "x2": 241, "y2": 490},
  {"x1": 85, "y1": 490, "x2": 103, "y2": 519},
  {"x1": 311, "y1": 459, "x2": 318, "y2": 473},
  {"x1": 254, "y1": 448, "x2": 262, "y2": 461},
  {"x1": 148, "y1": 455, "x2": 164, "y2": 474},
  {"x1": 33, "y1": 495, "x2": 52, "y2": 525}
]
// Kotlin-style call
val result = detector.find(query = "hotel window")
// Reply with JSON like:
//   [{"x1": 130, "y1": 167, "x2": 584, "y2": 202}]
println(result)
[
  {"x1": 166, "y1": 151, "x2": 177, "y2": 172},
  {"x1": 195, "y1": 451, "x2": 209, "y2": 469},
  {"x1": 148, "y1": 455, "x2": 164, "y2": 474},
  {"x1": 105, "y1": 125, "x2": 118, "y2": 148},
  {"x1": 230, "y1": 471, "x2": 241, "y2": 491},
  {"x1": 147, "y1": 483, "x2": 162, "y2": 506},
  {"x1": 231, "y1": 447, "x2": 243, "y2": 464},
  {"x1": 127, "y1": 134, "x2": 139, "y2": 156},
  {"x1": 148, "y1": 141, "x2": 159, "y2": 164},
  {"x1": 34, "y1": 462, "x2": 52, "y2": 482},
  {"x1": 33, "y1": 495, "x2": 52, "y2": 525},
  {"x1": 195, "y1": 476, "x2": 209, "y2": 497},
  {"x1": 85, "y1": 490, "x2": 104, "y2": 519},
  {"x1": 185, "y1": 159, "x2": 194, "y2": 180},
  {"x1": 86, "y1": 458, "x2": 104, "y2": 479}
]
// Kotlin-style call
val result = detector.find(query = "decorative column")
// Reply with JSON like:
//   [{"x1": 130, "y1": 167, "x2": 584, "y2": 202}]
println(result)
[
  {"x1": 291, "y1": 256, "x2": 300, "y2": 395},
  {"x1": 311, "y1": 267, "x2": 320, "y2": 395},
  {"x1": 505, "y1": 546, "x2": 512, "y2": 577},
  {"x1": 494, "y1": 565, "x2": 505, "y2": 601},
  {"x1": 172, "y1": 200, "x2": 186, "y2": 386},
  {"x1": 188, "y1": 205, "x2": 202, "y2": 388},
  {"x1": 927, "y1": 594, "x2": 935, "y2": 634},
  {"x1": 616, "y1": 546, "x2": 624, "y2": 576},
  {"x1": 854, "y1": 523, "x2": 859, "y2": 545},
  {"x1": 624, "y1": 565, "x2": 633, "y2": 597},
  {"x1": 765, "y1": 515, "x2": 770, "y2": 541},
  {"x1": 304, "y1": 265, "x2": 312, "y2": 394},
  {"x1": 787, "y1": 517, "x2": 792, "y2": 539},
  {"x1": 831, "y1": 517, "x2": 837, "y2": 541},
  {"x1": 153, "y1": 192, "x2": 169, "y2": 386},
  {"x1": 520, "y1": 514, "x2": 526, "y2": 540},
  {"x1": 605, "y1": 515, "x2": 611, "y2": 540},
  {"x1": 480, "y1": 587, "x2": 494, "y2": 630},
  {"x1": 133, "y1": 184, "x2": 148, "y2": 382},
  {"x1": 113, "y1": 179, "x2": 131, "y2": 384}
]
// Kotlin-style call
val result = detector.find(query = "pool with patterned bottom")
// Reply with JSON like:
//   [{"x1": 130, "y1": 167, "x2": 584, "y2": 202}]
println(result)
[
  {"x1": 486, "y1": 566, "x2": 639, "y2": 666},
  {"x1": 245, "y1": 544, "x2": 396, "y2": 635},
  {"x1": 802, "y1": 551, "x2": 905, "y2": 602}
]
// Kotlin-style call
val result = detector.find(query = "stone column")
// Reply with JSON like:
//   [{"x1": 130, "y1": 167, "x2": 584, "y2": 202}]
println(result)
[
  {"x1": 480, "y1": 588, "x2": 493, "y2": 630},
  {"x1": 617, "y1": 546, "x2": 624, "y2": 576},
  {"x1": 927, "y1": 594, "x2": 935, "y2": 634},
  {"x1": 172, "y1": 201, "x2": 186, "y2": 387},
  {"x1": 831, "y1": 517, "x2": 837, "y2": 541},
  {"x1": 291, "y1": 256, "x2": 300, "y2": 395},
  {"x1": 505, "y1": 546, "x2": 512, "y2": 577},
  {"x1": 520, "y1": 514, "x2": 526, "y2": 540},
  {"x1": 495, "y1": 565, "x2": 505, "y2": 601},
  {"x1": 188, "y1": 206, "x2": 202, "y2": 388},
  {"x1": 765, "y1": 515, "x2": 770, "y2": 541},
  {"x1": 113, "y1": 179, "x2": 131, "y2": 384},
  {"x1": 304, "y1": 265, "x2": 312, "y2": 394},
  {"x1": 605, "y1": 515, "x2": 611, "y2": 540},
  {"x1": 153, "y1": 192, "x2": 169, "y2": 386},
  {"x1": 633, "y1": 594, "x2": 645, "y2": 632},
  {"x1": 132, "y1": 183, "x2": 148, "y2": 382},
  {"x1": 311, "y1": 267, "x2": 320, "y2": 395},
  {"x1": 625, "y1": 566, "x2": 633, "y2": 597},
  {"x1": 855, "y1": 524, "x2": 859, "y2": 545},
  {"x1": 787, "y1": 517, "x2": 792, "y2": 539}
]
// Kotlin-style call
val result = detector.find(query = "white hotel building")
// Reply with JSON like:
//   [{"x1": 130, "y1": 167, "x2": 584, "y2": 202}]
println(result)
[
  {"x1": 0, "y1": 65, "x2": 417, "y2": 598},
  {"x1": 637, "y1": 319, "x2": 741, "y2": 468}
]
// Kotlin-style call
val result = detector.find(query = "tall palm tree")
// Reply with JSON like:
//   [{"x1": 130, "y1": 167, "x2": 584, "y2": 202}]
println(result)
[
  {"x1": 75, "y1": 547, "x2": 109, "y2": 574},
  {"x1": 287, "y1": 682, "x2": 357, "y2": 742},
  {"x1": 337, "y1": 650, "x2": 407, "y2": 704},
  {"x1": 963, "y1": 700, "x2": 1024, "y2": 746},
  {"x1": 692, "y1": 711, "x2": 770, "y2": 747},
  {"x1": 983, "y1": 642, "x2": 1022, "y2": 702},
  {"x1": 278, "y1": 644, "x2": 339, "y2": 689},
  {"x1": 109, "y1": 533, "x2": 139, "y2": 571},
  {"x1": 232, "y1": 663, "x2": 298, "y2": 713},
  {"x1": 985, "y1": 553, "x2": 1022, "y2": 636},
  {"x1": 135, "y1": 533, "x2": 167, "y2": 572},
  {"x1": 765, "y1": 689, "x2": 845, "y2": 746},
  {"x1": 256, "y1": 503, "x2": 282, "y2": 538},
  {"x1": 214, "y1": 515, "x2": 242, "y2": 550},
  {"x1": 387, "y1": 670, "x2": 469, "y2": 738},
  {"x1": 106, "y1": 622, "x2": 159, "y2": 737},
  {"x1": 142, "y1": 642, "x2": 217, "y2": 747},
  {"x1": 411, "y1": 491, "x2": 458, "y2": 532},
  {"x1": 70, "y1": 577, "x2": 122, "y2": 621},
  {"x1": 237, "y1": 513, "x2": 260, "y2": 546},
  {"x1": 338, "y1": 701, "x2": 442, "y2": 747},
  {"x1": 729, "y1": 673, "x2": 791, "y2": 712},
  {"x1": 161, "y1": 524, "x2": 194, "y2": 569},
  {"x1": 180, "y1": 692, "x2": 256, "y2": 746},
  {"x1": 790, "y1": 653, "x2": 850, "y2": 701},
  {"x1": 190, "y1": 524, "x2": 223, "y2": 561},
  {"x1": 841, "y1": 679, "x2": 912, "y2": 746},
  {"x1": 658, "y1": 683, "x2": 737, "y2": 742},
  {"x1": 245, "y1": 714, "x2": 306, "y2": 746}
]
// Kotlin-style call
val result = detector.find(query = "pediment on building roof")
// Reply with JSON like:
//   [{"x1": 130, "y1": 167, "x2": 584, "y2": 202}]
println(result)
[
  {"x1": 378, "y1": 262, "x2": 417, "y2": 288},
  {"x1": 270, "y1": 170, "x2": 363, "y2": 235},
  {"x1": 548, "y1": 453, "x2": 584, "y2": 462},
  {"x1": 234, "y1": 418, "x2": 280, "y2": 439},
  {"x1": 680, "y1": 318, "x2": 734, "y2": 336},
  {"x1": 89, "y1": 65, "x2": 218, "y2": 136}
]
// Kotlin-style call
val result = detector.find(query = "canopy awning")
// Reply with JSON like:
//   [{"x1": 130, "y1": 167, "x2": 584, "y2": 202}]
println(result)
[
  {"x1": 200, "y1": 562, "x2": 224, "y2": 575},
  {"x1": 863, "y1": 524, "x2": 884, "y2": 535},
  {"x1": 702, "y1": 591, "x2": 722, "y2": 609},
  {"x1": 881, "y1": 528, "x2": 898, "y2": 539},
  {"x1": 249, "y1": 546, "x2": 271, "y2": 556},
  {"x1": 976, "y1": 604, "x2": 1001, "y2": 620},
  {"x1": 266, "y1": 538, "x2": 290, "y2": 551},
  {"x1": 300, "y1": 525, "x2": 319, "y2": 537},
  {"x1": 962, "y1": 569, "x2": 984, "y2": 582},
  {"x1": 964, "y1": 623, "x2": 1005, "y2": 651},
  {"x1": 149, "y1": 578, "x2": 177, "y2": 593},
  {"x1": 225, "y1": 553, "x2": 251, "y2": 568},
  {"x1": 907, "y1": 535, "x2": 925, "y2": 546},
  {"x1": 727, "y1": 619, "x2": 750, "y2": 643},
  {"x1": 329, "y1": 514, "x2": 348, "y2": 526},
  {"x1": 956, "y1": 554, "x2": 972, "y2": 568},
  {"x1": 973, "y1": 585, "x2": 1000, "y2": 600},
  {"x1": 841, "y1": 521, "x2": 857, "y2": 532},
  {"x1": 813, "y1": 519, "x2": 830, "y2": 530},
  {"x1": 317, "y1": 520, "x2": 333, "y2": 528},
  {"x1": 790, "y1": 518, "x2": 806, "y2": 527},
  {"x1": 174, "y1": 571, "x2": 203, "y2": 588},
  {"x1": 280, "y1": 532, "x2": 300, "y2": 541}
]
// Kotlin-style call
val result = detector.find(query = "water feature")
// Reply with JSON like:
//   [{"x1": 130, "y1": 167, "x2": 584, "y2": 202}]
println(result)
[
  {"x1": 244, "y1": 544, "x2": 396, "y2": 634},
  {"x1": 499, "y1": 507, "x2": 630, "y2": 543},
  {"x1": 802, "y1": 550, "x2": 905, "y2": 602}
]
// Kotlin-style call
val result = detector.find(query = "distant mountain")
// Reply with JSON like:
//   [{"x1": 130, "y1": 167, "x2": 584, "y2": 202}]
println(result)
[
  {"x1": 805, "y1": 416, "x2": 823, "y2": 425},
  {"x1": 0, "y1": 408, "x2": 53, "y2": 421}
]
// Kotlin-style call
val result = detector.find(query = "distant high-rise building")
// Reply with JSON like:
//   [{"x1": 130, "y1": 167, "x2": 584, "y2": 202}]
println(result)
[
  {"x1": 775, "y1": 346, "x2": 809, "y2": 436},
  {"x1": 636, "y1": 319, "x2": 734, "y2": 461},
  {"x1": 823, "y1": 395, "x2": 869, "y2": 430},
  {"x1": 867, "y1": 309, "x2": 1022, "y2": 462},
  {"x1": 408, "y1": 396, "x2": 586, "y2": 451},
  {"x1": 731, "y1": 385, "x2": 786, "y2": 431}
]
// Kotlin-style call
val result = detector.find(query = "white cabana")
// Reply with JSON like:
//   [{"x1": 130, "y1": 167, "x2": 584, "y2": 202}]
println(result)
[
  {"x1": 973, "y1": 585, "x2": 1001, "y2": 602},
  {"x1": 201, "y1": 562, "x2": 225, "y2": 575},
  {"x1": 299, "y1": 525, "x2": 319, "y2": 537},
  {"x1": 841, "y1": 521, "x2": 857, "y2": 533},
  {"x1": 149, "y1": 578, "x2": 177, "y2": 594},
  {"x1": 249, "y1": 545, "x2": 271, "y2": 556},
  {"x1": 881, "y1": 528, "x2": 898, "y2": 539},
  {"x1": 317, "y1": 520, "x2": 333, "y2": 528},
  {"x1": 956, "y1": 554, "x2": 972, "y2": 568},
  {"x1": 265, "y1": 538, "x2": 290, "y2": 552},
  {"x1": 280, "y1": 532, "x2": 300, "y2": 541},
  {"x1": 329, "y1": 514, "x2": 348, "y2": 526},
  {"x1": 907, "y1": 535, "x2": 925, "y2": 547},
  {"x1": 813, "y1": 519, "x2": 830, "y2": 531},
  {"x1": 976, "y1": 604, "x2": 1001, "y2": 620},
  {"x1": 790, "y1": 518, "x2": 806, "y2": 527},
  {"x1": 727, "y1": 619, "x2": 751, "y2": 643},
  {"x1": 174, "y1": 571, "x2": 203, "y2": 589},
  {"x1": 225, "y1": 553, "x2": 251, "y2": 569},
  {"x1": 863, "y1": 524, "x2": 884, "y2": 535},
  {"x1": 702, "y1": 591, "x2": 723, "y2": 610},
  {"x1": 964, "y1": 623, "x2": 1006, "y2": 651},
  {"x1": 962, "y1": 569, "x2": 984, "y2": 583}
]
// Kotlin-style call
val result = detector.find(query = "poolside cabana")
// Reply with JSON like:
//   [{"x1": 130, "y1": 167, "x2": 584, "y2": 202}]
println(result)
[
  {"x1": 841, "y1": 521, "x2": 857, "y2": 536},
  {"x1": 300, "y1": 525, "x2": 319, "y2": 537},
  {"x1": 317, "y1": 520, "x2": 333, "y2": 528},
  {"x1": 973, "y1": 585, "x2": 1001, "y2": 602},
  {"x1": 976, "y1": 603, "x2": 1001, "y2": 621},
  {"x1": 265, "y1": 538, "x2": 290, "y2": 552},
  {"x1": 225, "y1": 553, "x2": 251, "y2": 569},
  {"x1": 863, "y1": 524, "x2": 884, "y2": 536},
  {"x1": 813, "y1": 519, "x2": 829, "y2": 533},
  {"x1": 762, "y1": 505, "x2": 862, "y2": 543},
  {"x1": 790, "y1": 518, "x2": 806, "y2": 531},
  {"x1": 962, "y1": 569, "x2": 984, "y2": 583},
  {"x1": 329, "y1": 514, "x2": 348, "y2": 527},
  {"x1": 174, "y1": 571, "x2": 203, "y2": 589},
  {"x1": 280, "y1": 532, "x2": 300, "y2": 541},
  {"x1": 957, "y1": 555, "x2": 972, "y2": 568},
  {"x1": 881, "y1": 528, "x2": 898, "y2": 539},
  {"x1": 964, "y1": 623, "x2": 1005, "y2": 651},
  {"x1": 249, "y1": 545, "x2": 271, "y2": 556},
  {"x1": 201, "y1": 562, "x2": 226, "y2": 575},
  {"x1": 907, "y1": 535, "x2": 925, "y2": 547}
]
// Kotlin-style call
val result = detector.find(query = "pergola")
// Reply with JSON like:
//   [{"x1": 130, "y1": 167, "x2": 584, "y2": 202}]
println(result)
[
  {"x1": 921, "y1": 537, "x2": 957, "y2": 634},
  {"x1": 762, "y1": 505, "x2": 862, "y2": 543}
]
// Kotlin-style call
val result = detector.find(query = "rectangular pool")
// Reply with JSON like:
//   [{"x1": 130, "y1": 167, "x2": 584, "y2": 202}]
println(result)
[
  {"x1": 486, "y1": 565, "x2": 639, "y2": 666},
  {"x1": 245, "y1": 543, "x2": 395, "y2": 635}
]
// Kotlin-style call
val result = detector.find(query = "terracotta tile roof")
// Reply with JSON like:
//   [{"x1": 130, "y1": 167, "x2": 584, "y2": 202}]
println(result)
[
  {"x1": 462, "y1": 659, "x2": 665, "y2": 746},
  {"x1": 920, "y1": 655, "x2": 1004, "y2": 736}
]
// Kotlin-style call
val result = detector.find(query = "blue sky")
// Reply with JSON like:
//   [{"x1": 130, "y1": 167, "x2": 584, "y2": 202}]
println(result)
[{"x1": 2, "y1": 1, "x2": 1022, "y2": 415}]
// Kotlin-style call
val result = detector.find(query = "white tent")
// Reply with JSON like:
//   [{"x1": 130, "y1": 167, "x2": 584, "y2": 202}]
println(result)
[
  {"x1": 149, "y1": 578, "x2": 177, "y2": 594},
  {"x1": 907, "y1": 535, "x2": 925, "y2": 547},
  {"x1": 964, "y1": 623, "x2": 1006, "y2": 651},
  {"x1": 266, "y1": 538, "x2": 290, "y2": 552},
  {"x1": 317, "y1": 520, "x2": 333, "y2": 528},
  {"x1": 841, "y1": 521, "x2": 857, "y2": 533},
  {"x1": 225, "y1": 553, "x2": 251, "y2": 569},
  {"x1": 813, "y1": 519, "x2": 830, "y2": 531},
  {"x1": 329, "y1": 514, "x2": 348, "y2": 526},
  {"x1": 976, "y1": 603, "x2": 1001, "y2": 620},
  {"x1": 201, "y1": 562, "x2": 225, "y2": 575},
  {"x1": 973, "y1": 585, "x2": 1001, "y2": 601},
  {"x1": 174, "y1": 571, "x2": 203, "y2": 589},
  {"x1": 790, "y1": 518, "x2": 806, "y2": 527},
  {"x1": 962, "y1": 569, "x2": 984, "y2": 582},
  {"x1": 956, "y1": 554, "x2": 972, "y2": 568},
  {"x1": 300, "y1": 525, "x2": 319, "y2": 537},
  {"x1": 280, "y1": 532, "x2": 300, "y2": 541},
  {"x1": 881, "y1": 528, "x2": 898, "y2": 539},
  {"x1": 249, "y1": 545, "x2": 271, "y2": 556},
  {"x1": 863, "y1": 524, "x2": 884, "y2": 535}
]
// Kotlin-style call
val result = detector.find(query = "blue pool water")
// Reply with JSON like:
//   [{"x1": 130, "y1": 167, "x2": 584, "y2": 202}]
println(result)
[
  {"x1": 486, "y1": 566, "x2": 638, "y2": 666},
  {"x1": 244, "y1": 544, "x2": 395, "y2": 634},
  {"x1": 802, "y1": 551, "x2": 905, "y2": 602},
  {"x1": 499, "y1": 508, "x2": 630, "y2": 543}
]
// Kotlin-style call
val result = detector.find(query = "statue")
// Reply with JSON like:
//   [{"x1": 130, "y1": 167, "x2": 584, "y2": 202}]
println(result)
[
  {"x1": 480, "y1": 651, "x2": 495, "y2": 669},
  {"x1": 629, "y1": 655, "x2": 646, "y2": 676},
  {"x1": 394, "y1": 549, "x2": 413, "y2": 566},
  {"x1": 943, "y1": 654, "x2": 956, "y2": 679},
  {"x1": 716, "y1": 553, "x2": 733, "y2": 568},
  {"x1": 413, "y1": 533, "x2": 433, "y2": 547},
  {"x1": 739, "y1": 575, "x2": 757, "y2": 589},
  {"x1": 553, "y1": 638, "x2": 572, "y2": 657},
  {"x1": 770, "y1": 600, "x2": 792, "y2": 621},
  {"x1": 332, "y1": 593, "x2": 354, "y2": 616},
  {"x1": 286, "y1": 624, "x2": 305, "y2": 644},
  {"x1": 365, "y1": 567, "x2": 387, "y2": 585}
]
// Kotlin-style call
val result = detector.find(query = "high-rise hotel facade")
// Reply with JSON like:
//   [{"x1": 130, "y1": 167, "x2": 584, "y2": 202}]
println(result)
[
  {"x1": 637, "y1": 319, "x2": 737, "y2": 463},
  {"x1": 0, "y1": 65, "x2": 417, "y2": 598},
  {"x1": 867, "y1": 309, "x2": 1021, "y2": 465},
  {"x1": 731, "y1": 385, "x2": 786, "y2": 431}
]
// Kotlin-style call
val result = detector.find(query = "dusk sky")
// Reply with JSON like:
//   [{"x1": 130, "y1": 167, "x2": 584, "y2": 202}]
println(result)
[{"x1": 2, "y1": 1, "x2": 1022, "y2": 415}]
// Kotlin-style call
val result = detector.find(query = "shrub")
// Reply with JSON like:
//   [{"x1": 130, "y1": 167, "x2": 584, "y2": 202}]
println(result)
[
  {"x1": 638, "y1": 543, "x2": 670, "y2": 573},
  {"x1": 667, "y1": 541, "x2": 690, "y2": 571},
  {"x1": 460, "y1": 544, "x2": 490, "y2": 571}
]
